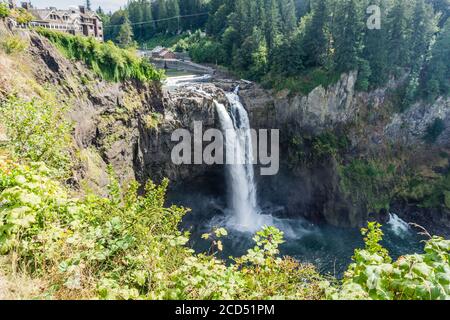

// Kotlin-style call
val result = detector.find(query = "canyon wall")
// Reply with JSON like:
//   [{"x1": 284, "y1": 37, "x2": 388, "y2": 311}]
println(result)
[
  {"x1": 2, "y1": 24, "x2": 449, "y2": 230},
  {"x1": 239, "y1": 72, "x2": 450, "y2": 228}
]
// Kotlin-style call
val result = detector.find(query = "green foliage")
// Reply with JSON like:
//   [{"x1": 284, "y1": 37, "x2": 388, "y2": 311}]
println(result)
[
  {"x1": 264, "y1": 68, "x2": 341, "y2": 95},
  {"x1": 339, "y1": 159, "x2": 397, "y2": 212},
  {"x1": 189, "y1": 37, "x2": 226, "y2": 65},
  {"x1": 288, "y1": 130, "x2": 349, "y2": 166},
  {"x1": 444, "y1": 191, "x2": 450, "y2": 209},
  {"x1": 0, "y1": 3, "x2": 11, "y2": 18},
  {"x1": 232, "y1": 27, "x2": 269, "y2": 80},
  {"x1": 312, "y1": 131, "x2": 350, "y2": 160},
  {"x1": 142, "y1": 34, "x2": 189, "y2": 51},
  {"x1": 0, "y1": 97, "x2": 72, "y2": 179},
  {"x1": 298, "y1": 0, "x2": 328, "y2": 68},
  {"x1": 328, "y1": 222, "x2": 450, "y2": 300},
  {"x1": 127, "y1": 0, "x2": 153, "y2": 40},
  {"x1": 399, "y1": 170, "x2": 450, "y2": 210},
  {"x1": 10, "y1": 8, "x2": 34, "y2": 24},
  {"x1": 0, "y1": 153, "x2": 327, "y2": 299},
  {"x1": 420, "y1": 20, "x2": 450, "y2": 100},
  {"x1": 0, "y1": 35, "x2": 28, "y2": 55},
  {"x1": 168, "y1": 226, "x2": 326, "y2": 300},
  {"x1": 105, "y1": 0, "x2": 208, "y2": 42},
  {"x1": 198, "y1": 0, "x2": 447, "y2": 96},
  {"x1": 116, "y1": 18, "x2": 135, "y2": 48},
  {"x1": 360, "y1": 222, "x2": 391, "y2": 261},
  {"x1": 36, "y1": 29, "x2": 163, "y2": 83},
  {"x1": 0, "y1": 159, "x2": 192, "y2": 298},
  {"x1": 355, "y1": 58, "x2": 372, "y2": 92},
  {"x1": 332, "y1": 0, "x2": 364, "y2": 73},
  {"x1": 99, "y1": 0, "x2": 450, "y2": 96}
]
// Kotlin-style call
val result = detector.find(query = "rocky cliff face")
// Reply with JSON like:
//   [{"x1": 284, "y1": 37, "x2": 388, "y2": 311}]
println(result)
[
  {"x1": 2, "y1": 24, "x2": 448, "y2": 230},
  {"x1": 237, "y1": 71, "x2": 450, "y2": 228},
  {"x1": 0, "y1": 27, "x2": 225, "y2": 194},
  {"x1": 385, "y1": 97, "x2": 450, "y2": 146},
  {"x1": 240, "y1": 72, "x2": 359, "y2": 132}
]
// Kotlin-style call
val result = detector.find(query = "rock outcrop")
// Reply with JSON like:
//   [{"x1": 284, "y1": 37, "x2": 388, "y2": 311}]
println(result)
[
  {"x1": 240, "y1": 71, "x2": 359, "y2": 133},
  {"x1": 236, "y1": 71, "x2": 449, "y2": 228},
  {"x1": 1, "y1": 28, "x2": 225, "y2": 194},
  {"x1": 385, "y1": 97, "x2": 450, "y2": 146}
]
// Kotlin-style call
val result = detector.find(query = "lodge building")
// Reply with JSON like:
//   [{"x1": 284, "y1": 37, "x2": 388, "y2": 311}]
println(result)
[{"x1": 4, "y1": 1, "x2": 103, "y2": 42}]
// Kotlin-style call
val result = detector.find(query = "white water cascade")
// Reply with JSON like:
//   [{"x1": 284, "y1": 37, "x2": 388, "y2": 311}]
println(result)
[
  {"x1": 214, "y1": 89, "x2": 273, "y2": 232},
  {"x1": 388, "y1": 213, "x2": 411, "y2": 237}
]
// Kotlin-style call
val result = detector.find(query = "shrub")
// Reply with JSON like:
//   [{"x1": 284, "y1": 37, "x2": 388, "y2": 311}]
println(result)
[
  {"x1": 328, "y1": 222, "x2": 450, "y2": 300},
  {"x1": 189, "y1": 38, "x2": 226, "y2": 65},
  {"x1": 0, "y1": 3, "x2": 10, "y2": 19},
  {"x1": 0, "y1": 97, "x2": 72, "y2": 178},
  {"x1": 10, "y1": 8, "x2": 33, "y2": 24},
  {"x1": 36, "y1": 29, "x2": 164, "y2": 83},
  {"x1": 312, "y1": 131, "x2": 349, "y2": 160},
  {"x1": 399, "y1": 171, "x2": 450, "y2": 210},
  {"x1": 0, "y1": 159, "x2": 192, "y2": 298},
  {"x1": 0, "y1": 35, "x2": 28, "y2": 54},
  {"x1": 339, "y1": 159, "x2": 397, "y2": 212},
  {"x1": 0, "y1": 156, "x2": 327, "y2": 299},
  {"x1": 262, "y1": 68, "x2": 341, "y2": 95},
  {"x1": 167, "y1": 226, "x2": 327, "y2": 300}
]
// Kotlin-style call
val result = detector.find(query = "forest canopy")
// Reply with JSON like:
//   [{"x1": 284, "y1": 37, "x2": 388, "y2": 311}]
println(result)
[{"x1": 101, "y1": 0, "x2": 450, "y2": 100}]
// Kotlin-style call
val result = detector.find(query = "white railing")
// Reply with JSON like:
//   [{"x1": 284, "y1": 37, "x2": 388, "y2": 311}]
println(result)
[{"x1": 13, "y1": 21, "x2": 82, "y2": 32}]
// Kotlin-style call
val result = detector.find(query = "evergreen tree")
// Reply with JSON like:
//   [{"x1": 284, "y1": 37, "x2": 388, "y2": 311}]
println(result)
[
  {"x1": 234, "y1": 27, "x2": 268, "y2": 80},
  {"x1": 301, "y1": 0, "x2": 329, "y2": 67},
  {"x1": 264, "y1": 0, "x2": 281, "y2": 49},
  {"x1": 295, "y1": 0, "x2": 311, "y2": 17},
  {"x1": 386, "y1": 0, "x2": 412, "y2": 72},
  {"x1": 207, "y1": 0, "x2": 234, "y2": 36},
  {"x1": 420, "y1": 19, "x2": 450, "y2": 99},
  {"x1": 106, "y1": 9, "x2": 127, "y2": 41},
  {"x1": 409, "y1": 0, "x2": 436, "y2": 68},
  {"x1": 156, "y1": 0, "x2": 168, "y2": 33},
  {"x1": 333, "y1": 0, "x2": 364, "y2": 73},
  {"x1": 230, "y1": 0, "x2": 253, "y2": 41},
  {"x1": 270, "y1": 30, "x2": 304, "y2": 76},
  {"x1": 86, "y1": 0, "x2": 92, "y2": 11},
  {"x1": 221, "y1": 26, "x2": 239, "y2": 65},
  {"x1": 166, "y1": 0, "x2": 181, "y2": 34},
  {"x1": 128, "y1": 1, "x2": 144, "y2": 40},
  {"x1": 116, "y1": 18, "x2": 134, "y2": 48},
  {"x1": 141, "y1": 0, "x2": 154, "y2": 39},
  {"x1": 279, "y1": 0, "x2": 297, "y2": 35},
  {"x1": 427, "y1": 0, "x2": 450, "y2": 27},
  {"x1": 402, "y1": 0, "x2": 438, "y2": 107},
  {"x1": 363, "y1": 0, "x2": 389, "y2": 88}
]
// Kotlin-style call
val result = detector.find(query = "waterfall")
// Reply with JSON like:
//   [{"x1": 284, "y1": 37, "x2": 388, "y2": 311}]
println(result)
[
  {"x1": 388, "y1": 213, "x2": 410, "y2": 237},
  {"x1": 214, "y1": 90, "x2": 272, "y2": 232}
]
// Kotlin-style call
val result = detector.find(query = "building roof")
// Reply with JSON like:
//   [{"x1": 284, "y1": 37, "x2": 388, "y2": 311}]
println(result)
[
  {"x1": 29, "y1": 7, "x2": 101, "y2": 24},
  {"x1": 160, "y1": 49, "x2": 174, "y2": 57},
  {"x1": 151, "y1": 46, "x2": 164, "y2": 54},
  {"x1": 151, "y1": 47, "x2": 175, "y2": 57}
]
